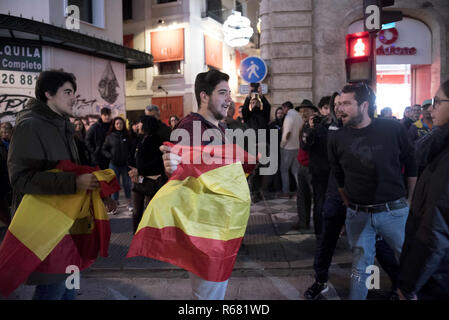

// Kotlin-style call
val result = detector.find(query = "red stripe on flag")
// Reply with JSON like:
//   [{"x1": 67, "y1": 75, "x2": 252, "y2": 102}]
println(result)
[
  {"x1": 166, "y1": 143, "x2": 257, "y2": 182},
  {"x1": 127, "y1": 226, "x2": 243, "y2": 282},
  {"x1": 35, "y1": 219, "x2": 110, "y2": 274},
  {"x1": 0, "y1": 231, "x2": 42, "y2": 297}
]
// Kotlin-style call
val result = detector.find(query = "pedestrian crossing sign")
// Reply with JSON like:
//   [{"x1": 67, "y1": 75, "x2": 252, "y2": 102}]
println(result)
[{"x1": 239, "y1": 56, "x2": 267, "y2": 83}]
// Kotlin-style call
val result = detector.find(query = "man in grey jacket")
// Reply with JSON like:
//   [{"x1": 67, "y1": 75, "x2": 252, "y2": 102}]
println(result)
[{"x1": 7, "y1": 70, "x2": 113, "y2": 300}]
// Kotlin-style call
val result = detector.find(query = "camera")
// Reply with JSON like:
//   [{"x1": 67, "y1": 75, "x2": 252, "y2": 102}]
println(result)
[
  {"x1": 312, "y1": 114, "x2": 325, "y2": 126},
  {"x1": 250, "y1": 82, "x2": 260, "y2": 93}
]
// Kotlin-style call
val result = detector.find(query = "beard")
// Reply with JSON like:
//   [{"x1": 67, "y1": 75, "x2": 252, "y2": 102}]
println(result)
[
  {"x1": 343, "y1": 107, "x2": 364, "y2": 128},
  {"x1": 207, "y1": 100, "x2": 226, "y2": 121}
]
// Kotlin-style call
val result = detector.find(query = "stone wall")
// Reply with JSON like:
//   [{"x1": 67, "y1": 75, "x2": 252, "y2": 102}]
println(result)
[{"x1": 261, "y1": 0, "x2": 449, "y2": 107}]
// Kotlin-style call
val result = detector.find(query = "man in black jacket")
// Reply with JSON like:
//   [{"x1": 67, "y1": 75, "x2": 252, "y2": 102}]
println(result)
[
  {"x1": 328, "y1": 83, "x2": 417, "y2": 300},
  {"x1": 86, "y1": 107, "x2": 112, "y2": 169},
  {"x1": 7, "y1": 70, "x2": 110, "y2": 300},
  {"x1": 241, "y1": 83, "x2": 271, "y2": 202}
]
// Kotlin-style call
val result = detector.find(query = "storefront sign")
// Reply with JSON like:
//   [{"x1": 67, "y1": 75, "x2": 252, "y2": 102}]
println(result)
[
  {"x1": 376, "y1": 28, "x2": 417, "y2": 56},
  {"x1": 0, "y1": 44, "x2": 42, "y2": 72}
]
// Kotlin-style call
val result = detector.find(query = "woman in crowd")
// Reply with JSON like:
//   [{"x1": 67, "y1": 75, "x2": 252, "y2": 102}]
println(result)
[
  {"x1": 128, "y1": 116, "x2": 167, "y2": 232},
  {"x1": 398, "y1": 78, "x2": 449, "y2": 300},
  {"x1": 73, "y1": 118, "x2": 92, "y2": 166},
  {"x1": 102, "y1": 117, "x2": 133, "y2": 212},
  {"x1": 267, "y1": 107, "x2": 285, "y2": 192},
  {"x1": 169, "y1": 115, "x2": 179, "y2": 131}
]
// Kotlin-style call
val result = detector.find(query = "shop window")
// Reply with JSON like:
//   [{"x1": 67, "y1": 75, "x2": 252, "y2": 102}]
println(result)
[{"x1": 158, "y1": 61, "x2": 181, "y2": 75}]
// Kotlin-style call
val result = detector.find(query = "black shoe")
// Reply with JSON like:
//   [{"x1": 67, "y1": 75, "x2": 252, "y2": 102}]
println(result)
[{"x1": 304, "y1": 281, "x2": 329, "y2": 300}]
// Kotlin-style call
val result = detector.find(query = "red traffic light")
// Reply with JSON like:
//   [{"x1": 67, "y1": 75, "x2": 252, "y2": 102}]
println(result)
[{"x1": 346, "y1": 32, "x2": 370, "y2": 58}]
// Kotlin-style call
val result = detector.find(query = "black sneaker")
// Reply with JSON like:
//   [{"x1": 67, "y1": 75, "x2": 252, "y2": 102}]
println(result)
[{"x1": 304, "y1": 281, "x2": 329, "y2": 300}]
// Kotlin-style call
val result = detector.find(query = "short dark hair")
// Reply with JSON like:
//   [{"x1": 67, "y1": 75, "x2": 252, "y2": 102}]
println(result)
[
  {"x1": 35, "y1": 70, "x2": 77, "y2": 103},
  {"x1": 100, "y1": 107, "x2": 111, "y2": 115},
  {"x1": 318, "y1": 96, "x2": 331, "y2": 109},
  {"x1": 441, "y1": 78, "x2": 449, "y2": 99},
  {"x1": 194, "y1": 69, "x2": 229, "y2": 108},
  {"x1": 282, "y1": 101, "x2": 294, "y2": 109},
  {"x1": 341, "y1": 82, "x2": 376, "y2": 118}
]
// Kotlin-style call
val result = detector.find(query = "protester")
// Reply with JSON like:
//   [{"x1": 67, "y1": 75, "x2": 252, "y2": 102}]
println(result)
[
  {"x1": 86, "y1": 107, "x2": 112, "y2": 169},
  {"x1": 0, "y1": 122, "x2": 13, "y2": 226},
  {"x1": 127, "y1": 115, "x2": 167, "y2": 232},
  {"x1": 408, "y1": 99, "x2": 433, "y2": 143},
  {"x1": 279, "y1": 101, "x2": 303, "y2": 198},
  {"x1": 398, "y1": 79, "x2": 449, "y2": 300},
  {"x1": 401, "y1": 106, "x2": 415, "y2": 131},
  {"x1": 328, "y1": 82, "x2": 417, "y2": 300},
  {"x1": 5, "y1": 70, "x2": 116, "y2": 300},
  {"x1": 242, "y1": 82, "x2": 271, "y2": 202},
  {"x1": 145, "y1": 104, "x2": 171, "y2": 142},
  {"x1": 102, "y1": 117, "x2": 133, "y2": 212},
  {"x1": 267, "y1": 107, "x2": 285, "y2": 193},
  {"x1": 294, "y1": 99, "x2": 318, "y2": 230},
  {"x1": 155, "y1": 69, "x2": 253, "y2": 300},
  {"x1": 73, "y1": 118, "x2": 92, "y2": 166},
  {"x1": 169, "y1": 115, "x2": 180, "y2": 131},
  {"x1": 304, "y1": 92, "x2": 402, "y2": 300},
  {"x1": 300, "y1": 96, "x2": 332, "y2": 237}
]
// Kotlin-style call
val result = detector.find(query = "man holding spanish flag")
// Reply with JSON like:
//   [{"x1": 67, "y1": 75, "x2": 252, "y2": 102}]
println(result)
[
  {"x1": 128, "y1": 69, "x2": 257, "y2": 300},
  {"x1": 1, "y1": 70, "x2": 118, "y2": 299}
]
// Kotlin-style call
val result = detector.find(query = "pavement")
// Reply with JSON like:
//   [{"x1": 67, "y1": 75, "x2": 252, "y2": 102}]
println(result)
[{"x1": 0, "y1": 191, "x2": 394, "y2": 300}]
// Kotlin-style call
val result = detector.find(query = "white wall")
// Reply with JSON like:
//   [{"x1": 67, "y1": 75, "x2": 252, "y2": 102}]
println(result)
[{"x1": 0, "y1": 0, "x2": 50, "y2": 22}]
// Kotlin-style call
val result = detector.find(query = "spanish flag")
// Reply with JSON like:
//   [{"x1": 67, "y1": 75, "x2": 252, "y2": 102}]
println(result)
[
  {"x1": 127, "y1": 143, "x2": 257, "y2": 282},
  {"x1": 0, "y1": 160, "x2": 120, "y2": 297}
]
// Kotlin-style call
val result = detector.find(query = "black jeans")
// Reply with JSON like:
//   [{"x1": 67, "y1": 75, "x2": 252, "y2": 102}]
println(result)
[
  {"x1": 311, "y1": 175, "x2": 328, "y2": 236},
  {"x1": 296, "y1": 165, "x2": 312, "y2": 228},
  {"x1": 314, "y1": 197, "x2": 400, "y2": 290},
  {"x1": 131, "y1": 176, "x2": 167, "y2": 233}
]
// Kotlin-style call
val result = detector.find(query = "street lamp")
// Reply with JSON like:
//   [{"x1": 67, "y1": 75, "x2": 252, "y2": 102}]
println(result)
[{"x1": 223, "y1": 11, "x2": 254, "y2": 47}]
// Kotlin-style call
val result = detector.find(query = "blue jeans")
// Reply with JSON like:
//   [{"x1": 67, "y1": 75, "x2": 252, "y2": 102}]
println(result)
[
  {"x1": 109, "y1": 163, "x2": 131, "y2": 201},
  {"x1": 345, "y1": 205, "x2": 408, "y2": 300},
  {"x1": 32, "y1": 281, "x2": 76, "y2": 300},
  {"x1": 280, "y1": 148, "x2": 299, "y2": 193}
]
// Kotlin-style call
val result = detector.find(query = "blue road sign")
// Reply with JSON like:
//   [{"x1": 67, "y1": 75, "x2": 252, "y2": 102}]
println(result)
[{"x1": 239, "y1": 56, "x2": 267, "y2": 83}]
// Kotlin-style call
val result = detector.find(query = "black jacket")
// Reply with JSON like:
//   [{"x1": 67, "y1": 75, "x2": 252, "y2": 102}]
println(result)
[
  {"x1": 399, "y1": 123, "x2": 449, "y2": 299},
  {"x1": 300, "y1": 120, "x2": 331, "y2": 178},
  {"x1": 8, "y1": 99, "x2": 80, "y2": 215},
  {"x1": 86, "y1": 119, "x2": 111, "y2": 168},
  {"x1": 242, "y1": 95, "x2": 271, "y2": 131},
  {"x1": 129, "y1": 134, "x2": 165, "y2": 177},
  {"x1": 102, "y1": 131, "x2": 132, "y2": 166}
]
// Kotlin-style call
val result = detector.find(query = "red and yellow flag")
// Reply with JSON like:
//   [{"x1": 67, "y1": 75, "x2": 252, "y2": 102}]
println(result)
[
  {"x1": 0, "y1": 160, "x2": 120, "y2": 297},
  {"x1": 127, "y1": 143, "x2": 257, "y2": 282}
]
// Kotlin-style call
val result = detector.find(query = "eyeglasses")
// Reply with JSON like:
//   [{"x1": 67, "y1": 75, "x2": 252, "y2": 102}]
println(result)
[{"x1": 432, "y1": 96, "x2": 449, "y2": 108}]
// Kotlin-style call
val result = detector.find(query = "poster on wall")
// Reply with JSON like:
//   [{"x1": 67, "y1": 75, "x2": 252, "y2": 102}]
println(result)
[
  {"x1": 0, "y1": 43, "x2": 42, "y2": 124},
  {"x1": 0, "y1": 46, "x2": 126, "y2": 125}
]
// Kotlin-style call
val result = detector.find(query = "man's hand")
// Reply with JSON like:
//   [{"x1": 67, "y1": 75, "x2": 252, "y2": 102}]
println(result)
[
  {"x1": 103, "y1": 197, "x2": 117, "y2": 212},
  {"x1": 128, "y1": 167, "x2": 139, "y2": 184},
  {"x1": 76, "y1": 173, "x2": 100, "y2": 191},
  {"x1": 160, "y1": 144, "x2": 181, "y2": 177}
]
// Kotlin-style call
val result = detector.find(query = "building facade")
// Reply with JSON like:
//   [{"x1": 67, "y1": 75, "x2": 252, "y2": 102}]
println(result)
[
  {"x1": 260, "y1": 0, "x2": 449, "y2": 114},
  {"x1": 123, "y1": 0, "x2": 260, "y2": 123},
  {"x1": 0, "y1": 0, "x2": 151, "y2": 125}
]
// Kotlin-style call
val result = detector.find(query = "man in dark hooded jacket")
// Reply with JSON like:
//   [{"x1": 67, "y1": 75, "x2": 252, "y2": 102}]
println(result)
[
  {"x1": 7, "y1": 70, "x2": 112, "y2": 300},
  {"x1": 86, "y1": 107, "x2": 112, "y2": 169}
]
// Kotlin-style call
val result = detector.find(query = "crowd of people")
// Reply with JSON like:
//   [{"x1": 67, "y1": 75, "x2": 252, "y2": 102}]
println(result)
[{"x1": 1, "y1": 67, "x2": 449, "y2": 301}]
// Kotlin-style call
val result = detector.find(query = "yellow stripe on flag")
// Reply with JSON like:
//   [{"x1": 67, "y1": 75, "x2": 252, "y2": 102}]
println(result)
[
  {"x1": 136, "y1": 162, "x2": 250, "y2": 241},
  {"x1": 9, "y1": 195, "x2": 74, "y2": 260}
]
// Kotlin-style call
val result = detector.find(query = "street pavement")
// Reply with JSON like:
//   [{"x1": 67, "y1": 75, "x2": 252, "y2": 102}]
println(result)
[{"x1": 0, "y1": 191, "x2": 394, "y2": 300}]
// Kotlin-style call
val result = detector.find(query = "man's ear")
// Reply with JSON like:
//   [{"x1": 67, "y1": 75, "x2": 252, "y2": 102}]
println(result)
[
  {"x1": 44, "y1": 91, "x2": 53, "y2": 101},
  {"x1": 200, "y1": 91, "x2": 209, "y2": 105},
  {"x1": 361, "y1": 101, "x2": 369, "y2": 114}
]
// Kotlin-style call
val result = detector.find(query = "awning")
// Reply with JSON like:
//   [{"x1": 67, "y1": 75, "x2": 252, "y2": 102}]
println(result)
[{"x1": 0, "y1": 13, "x2": 153, "y2": 69}]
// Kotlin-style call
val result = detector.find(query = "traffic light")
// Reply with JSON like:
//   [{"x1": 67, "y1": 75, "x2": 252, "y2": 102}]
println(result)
[
  {"x1": 345, "y1": 32, "x2": 373, "y2": 83},
  {"x1": 364, "y1": 0, "x2": 403, "y2": 33}
]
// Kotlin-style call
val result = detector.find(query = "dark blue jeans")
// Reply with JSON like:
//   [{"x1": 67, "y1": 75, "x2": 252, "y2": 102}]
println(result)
[
  {"x1": 32, "y1": 281, "x2": 76, "y2": 300},
  {"x1": 313, "y1": 197, "x2": 400, "y2": 292},
  {"x1": 109, "y1": 163, "x2": 131, "y2": 201}
]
